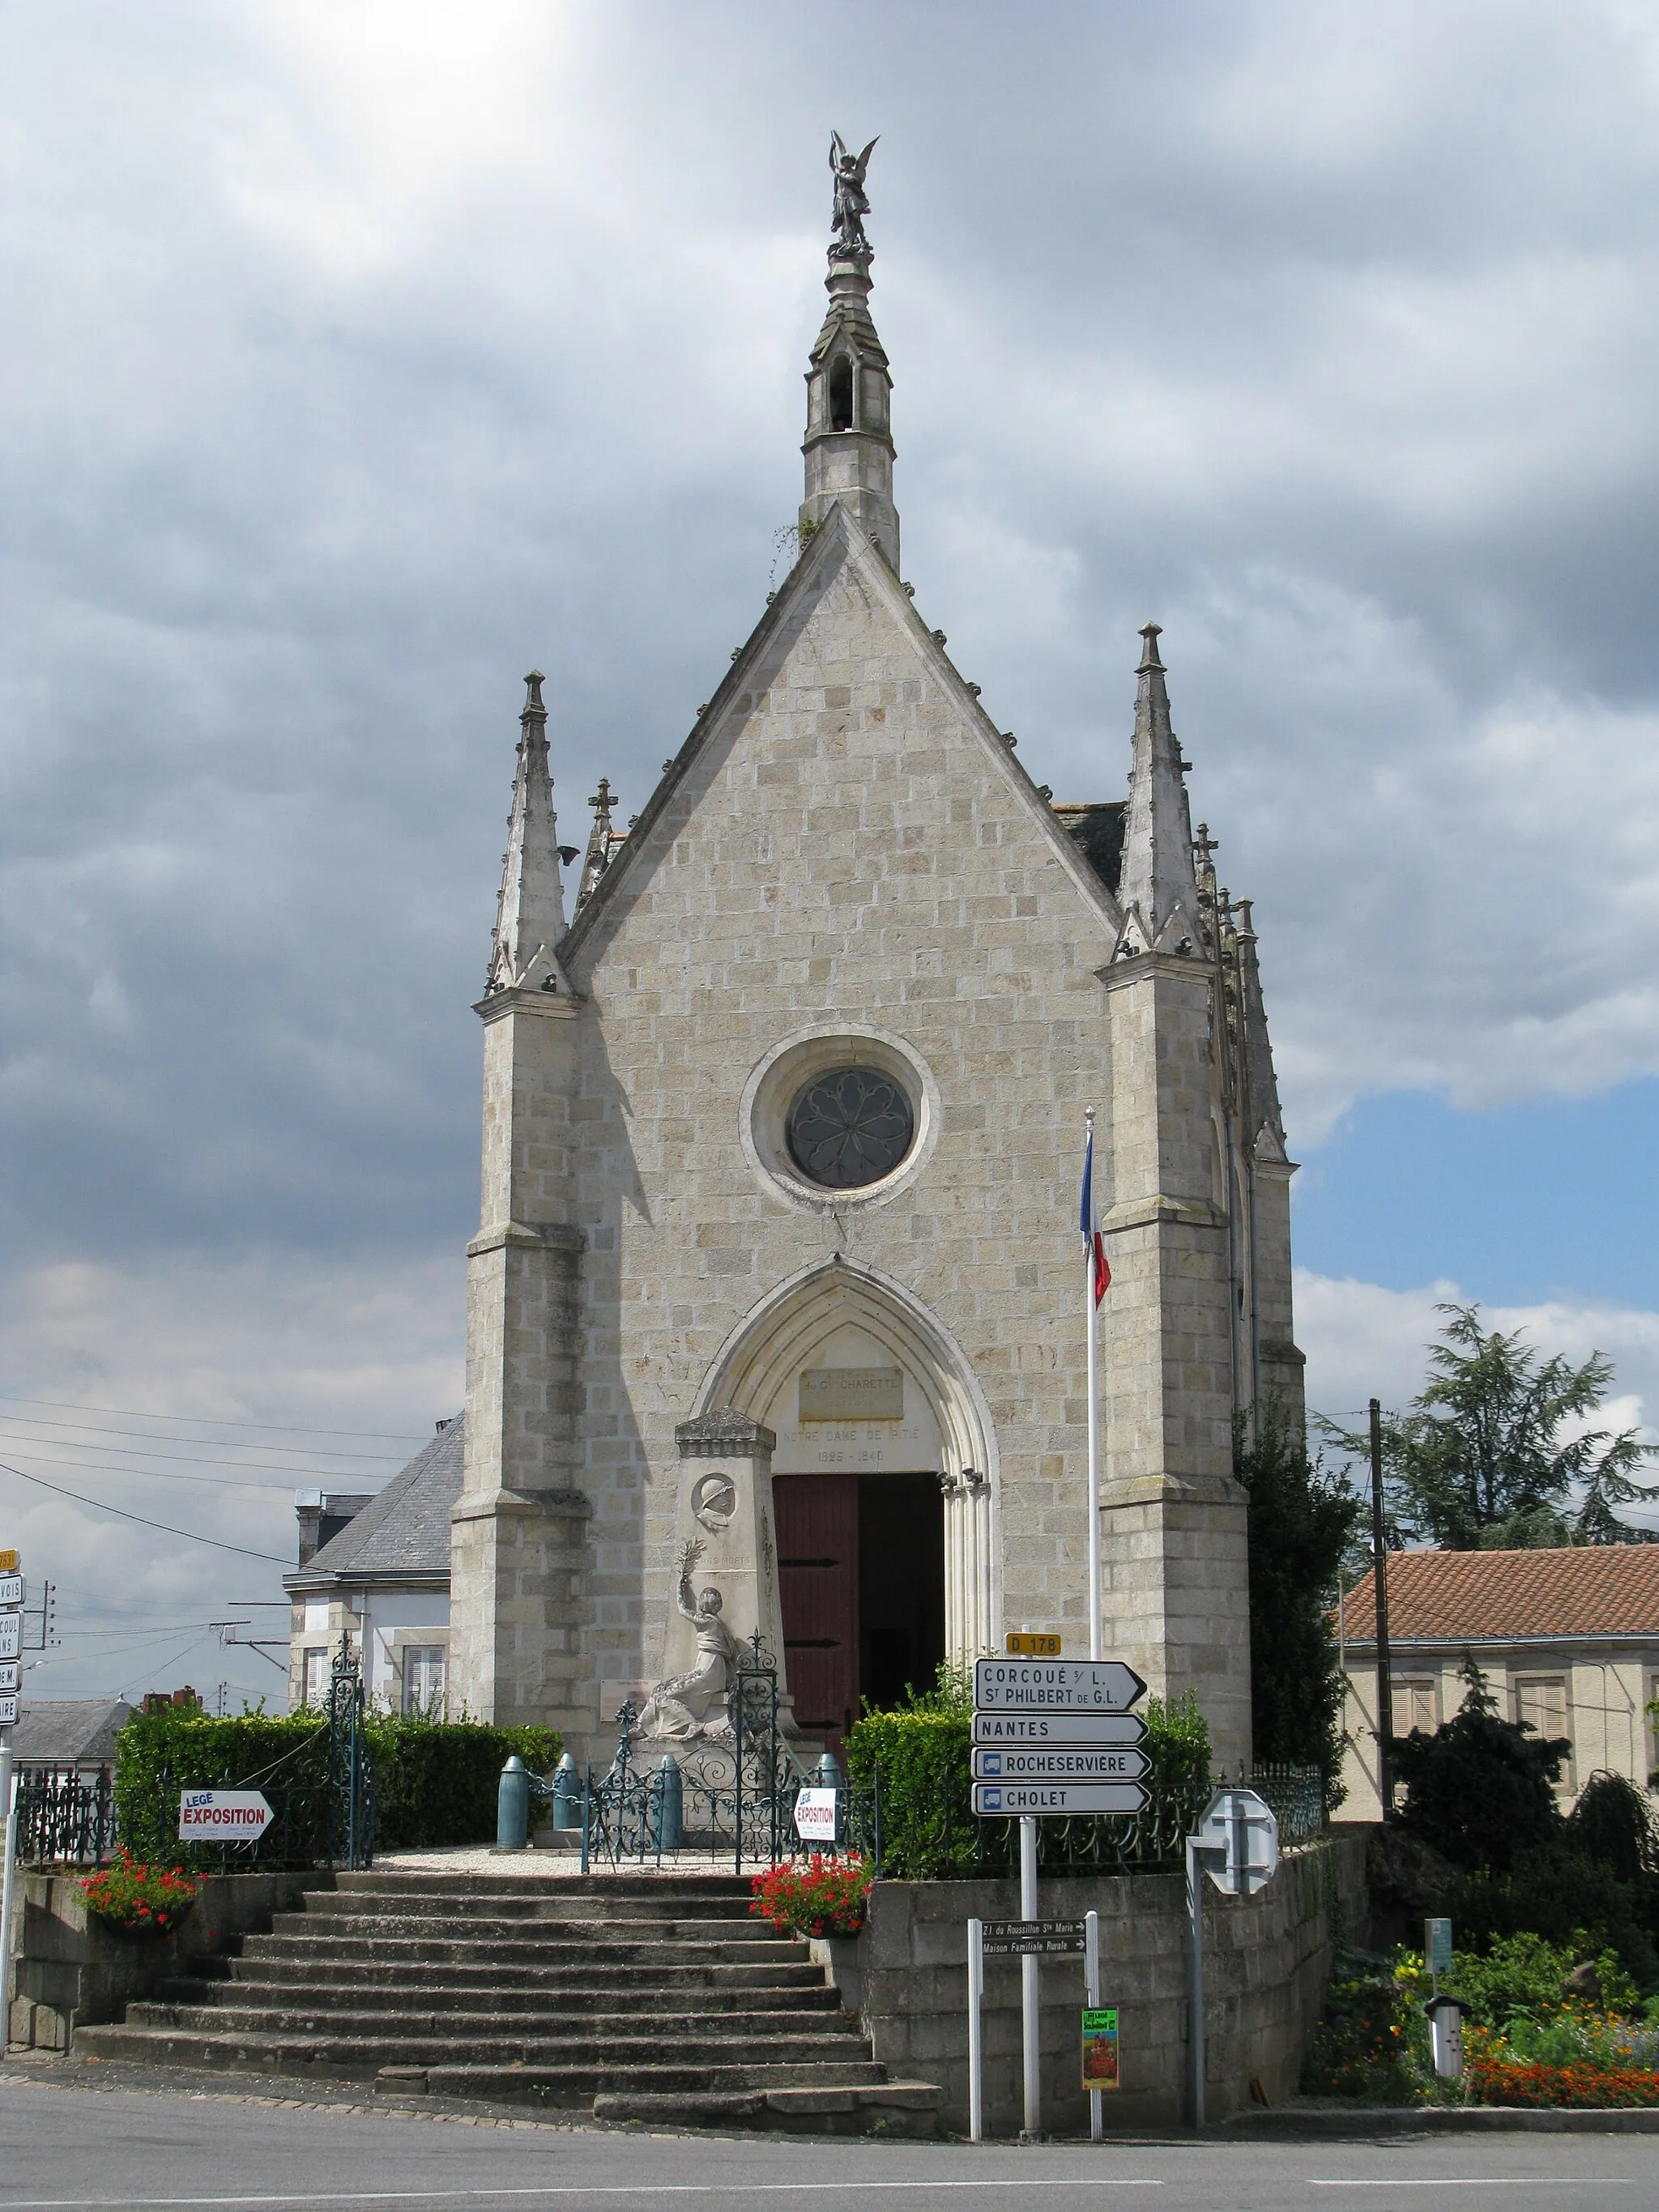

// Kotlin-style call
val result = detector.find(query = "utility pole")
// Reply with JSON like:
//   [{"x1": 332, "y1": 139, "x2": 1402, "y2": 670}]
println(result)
[{"x1": 1369, "y1": 1397, "x2": 1394, "y2": 1823}]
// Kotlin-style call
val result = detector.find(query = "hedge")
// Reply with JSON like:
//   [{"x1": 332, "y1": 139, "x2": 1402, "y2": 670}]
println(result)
[
  {"x1": 114, "y1": 1705, "x2": 561, "y2": 1868},
  {"x1": 844, "y1": 1676, "x2": 1212, "y2": 1880}
]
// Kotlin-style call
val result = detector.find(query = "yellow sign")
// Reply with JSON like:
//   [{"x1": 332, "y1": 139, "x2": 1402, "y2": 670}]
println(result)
[
  {"x1": 1005, "y1": 1631, "x2": 1061, "y2": 1657},
  {"x1": 0, "y1": 1550, "x2": 17, "y2": 1573},
  {"x1": 1082, "y1": 2006, "x2": 1120, "y2": 2091}
]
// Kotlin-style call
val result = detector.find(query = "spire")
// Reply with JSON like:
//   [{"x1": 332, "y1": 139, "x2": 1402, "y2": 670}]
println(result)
[
  {"x1": 574, "y1": 774, "x2": 618, "y2": 914},
  {"x1": 800, "y1": 133, "x2": 899, "y2": 568},
  {"x1": 485, "y1": 671, "x2": 568, "y2": 994},
  {"x1": 1232, "y1": 896, "x2": 1286, "y2": 1152},
  {"x1": 1115, "y1": 624, "x2": 1201, "y2": 953}
]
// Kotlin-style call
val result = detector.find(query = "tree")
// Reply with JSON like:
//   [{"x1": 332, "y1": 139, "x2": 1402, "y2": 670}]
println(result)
[
  {"x1": 1391, "y1": 1660, "x2": 1567, "y2": 1871},
  {"x1": 1235, "y1": 1412, "x2": 1361, "y2": 1800},
  {"x1": 1328, "y1": 1303, "x2": 1657, "y2": 1551}
]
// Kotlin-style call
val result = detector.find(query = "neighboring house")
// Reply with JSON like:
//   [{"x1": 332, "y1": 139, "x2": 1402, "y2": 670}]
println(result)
[
  {"x1": 1335, "y1": 1545, "x2": 1659, "y2": 1820},
  {"x1": 284, "y1": 1418, "x2": 463, "y2": 1716},
  {"x1": 7, "y1": 1698, "x2": 132, "y2": 1774}
]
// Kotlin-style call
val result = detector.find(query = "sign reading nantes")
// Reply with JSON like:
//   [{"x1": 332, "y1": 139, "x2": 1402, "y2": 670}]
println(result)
[{"x1": 973, "y1": 1659, "x2": 1147, "y2": 1711}]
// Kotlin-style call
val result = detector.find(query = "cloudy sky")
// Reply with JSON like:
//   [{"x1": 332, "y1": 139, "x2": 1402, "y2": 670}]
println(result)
[{"x1": 5, "y1": 1, "x2": 1659, "y2": 1702}]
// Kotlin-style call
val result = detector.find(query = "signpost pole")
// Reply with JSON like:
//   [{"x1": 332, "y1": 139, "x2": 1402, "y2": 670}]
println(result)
[
  {"x1": 1019, "y1": 1814, "x2": 1040, "y2": 2139},
  {"x1": 1084, "y1": 1907, "x2": 1102, "y2": 2142},
  {"x1": 1186, "y1": 1833, "x2": 1205, "y2": 2130},
  {"x1": 967, "y1": 1916, "x2": 984, "y2": 2144},
  {"x1": 0, "y1": 1737, "x2": 17, "y2": 2056},
  {"x1": 1085, "y1": 1107, "x2": 1102, "y2": 1667}
]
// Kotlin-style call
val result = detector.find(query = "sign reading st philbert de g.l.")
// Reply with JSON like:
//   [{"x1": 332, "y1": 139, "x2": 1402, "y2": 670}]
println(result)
[
  {"x1": 972, "y1": 1660, "x2": 1147, "y2": 1712},
  {"x1": 178, "y1": 1790, "x2": 273, "y2": 1840}
]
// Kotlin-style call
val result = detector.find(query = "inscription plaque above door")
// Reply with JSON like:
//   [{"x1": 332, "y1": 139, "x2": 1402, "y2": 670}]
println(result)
[{"x1": 799, "y1": 1366, "x2": 904, "y2": 1421}]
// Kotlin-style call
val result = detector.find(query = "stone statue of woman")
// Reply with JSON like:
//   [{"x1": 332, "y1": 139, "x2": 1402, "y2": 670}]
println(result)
[{"x1": 637, "y1": 1537, "x2": 740, "y2": 1740}]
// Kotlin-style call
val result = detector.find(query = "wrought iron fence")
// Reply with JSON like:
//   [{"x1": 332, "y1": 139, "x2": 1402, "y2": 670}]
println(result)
[
  {"x1": 326, "y1": 1642, "x2": 373, "y2": 1869},
  {"x1": 578, "y1": 1634, "x2": 811, "y2": 1871},
  {"x1": 1242, "y1": 1761, "x2": 1327, "y2": 1844},
  {"x1": 14, "y1": 1765, "x2": 117, "y2": 1866}
]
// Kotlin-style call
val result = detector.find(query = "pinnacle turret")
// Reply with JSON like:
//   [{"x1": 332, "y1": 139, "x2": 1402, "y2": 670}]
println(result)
[
  {"x1": 1115, "y1": 624, "x2": 1201, "y2": 955},
  {"x1": 485, "y1": 671, "x2": 568, "y2": 995},
  {"x1": 800, "y1": 132, "x2": 899, "y2": 568}
]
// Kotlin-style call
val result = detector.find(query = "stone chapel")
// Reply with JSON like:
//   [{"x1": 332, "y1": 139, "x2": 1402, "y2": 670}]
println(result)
[{"x1": 296, "y1": 148, "x2": 1303, "y2": 1775}]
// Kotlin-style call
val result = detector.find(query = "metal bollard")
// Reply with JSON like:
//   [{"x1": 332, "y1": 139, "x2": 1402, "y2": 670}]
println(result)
[
  {"x1": 812, "y1": 1751, "x2": 843, "y2": 1848},
  {"x1": 655, "y1": 1754, "x2": 684, "y2": 1852},
  {"x1": 496, "y1": 1755, "x2": 530, "y2": 1851},
  {"x1": 551, "y1": 1752, "x2": 582, "y2": 1831}
]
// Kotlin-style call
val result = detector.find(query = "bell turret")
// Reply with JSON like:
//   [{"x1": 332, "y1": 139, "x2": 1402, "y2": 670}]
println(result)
[{"x1": 800, "y1": 132, "x2": 899, "y2": 568}]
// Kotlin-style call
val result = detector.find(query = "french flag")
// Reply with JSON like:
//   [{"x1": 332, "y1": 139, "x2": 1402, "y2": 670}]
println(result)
[{"x1": 1080, "y1": 1127, "x2": 1110, "y2": 1305}]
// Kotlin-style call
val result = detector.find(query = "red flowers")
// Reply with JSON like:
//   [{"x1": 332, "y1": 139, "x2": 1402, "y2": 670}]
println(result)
[
  {"x1": 79, "y1": 1850, "x2": 203, "y2": 1935},
  {"x1": 749, "y1": 1853, "x2": 874, "y2": 1938},
  {"x1": 1468, "y1": 2056, "x2": 1659, "y2": 2109}
]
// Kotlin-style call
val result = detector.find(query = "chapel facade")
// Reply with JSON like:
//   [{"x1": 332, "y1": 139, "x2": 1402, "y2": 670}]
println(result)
[{"x1": 436, "y1": 153, "x2": 1302, "y2": 1775}]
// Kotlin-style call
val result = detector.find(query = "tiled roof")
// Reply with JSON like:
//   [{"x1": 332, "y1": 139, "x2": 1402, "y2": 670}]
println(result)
[
  {"x1": 8, "y1": 1697, "x2": 132, "y2": 1767},
  {"x1": 286, "y1": 1416, "x2": 463, "y2": 1585},
  {"x1": 1336, "y1": 1544, "x2": 1659, "y2": 1644}
]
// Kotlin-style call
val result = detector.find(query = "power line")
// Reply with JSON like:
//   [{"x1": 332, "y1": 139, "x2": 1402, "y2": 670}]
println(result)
[
  {"x1": 0, "y1": 1394, "x2": 428, "y2": 1443},
  {"x1": 0, "y1": 1450, "x2": 306, "y2": 1495},
  {"x1": 0, "y1": 1412, "x2": 407, "y2": 1463},
  {"x1": 0, "y1": 1458, "x2": 292, "y2": 1563}
]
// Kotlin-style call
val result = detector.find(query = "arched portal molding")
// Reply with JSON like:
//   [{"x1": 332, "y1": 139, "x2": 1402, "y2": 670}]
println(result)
[{"x1": 694, "y1": 1256, "x2": 1000, "y2": 1659}]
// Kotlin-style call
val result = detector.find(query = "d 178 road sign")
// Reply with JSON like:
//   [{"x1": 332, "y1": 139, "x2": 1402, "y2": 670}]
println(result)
[
  {"x1": 179, "y1": 1789, "x2": 273, "y2": 1840},
  {"x1": 973, "y1": 1659, "x2": 1147, "y2": 1712},
  {"x1": 0, "y1": 1574, "x2": 23, "y2": 1608},
  {"x1": 1192, "y1": 1785, "x2": 1279, "y2": 1897},
  {"x1": 971, "y1": 1711, "x2": 1145, "y2": 1748},
  {"x1": 0, "y1": 1616, "x2": 18, "y2": 1661},
  {"x1": 972, "y1": 1780, "x2": 1147, "y2": 1818},
  {"x1": 972, "y1": 1747, "x2": 1147, "y2": 1783}
]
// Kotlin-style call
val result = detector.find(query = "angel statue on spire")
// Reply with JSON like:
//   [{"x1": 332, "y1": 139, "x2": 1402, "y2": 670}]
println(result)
[{"x1": 829, "y1": 131, "x2": 878, "y2": 264}]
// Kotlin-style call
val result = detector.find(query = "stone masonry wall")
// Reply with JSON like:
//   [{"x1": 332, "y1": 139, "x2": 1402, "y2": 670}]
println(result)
[
  {"x1": 562, "y1": 517, "x2": 1140, "y2": 1724},
  {"x1": 823, "y1": 1830, "x2": 1367, "y2": 2135}
]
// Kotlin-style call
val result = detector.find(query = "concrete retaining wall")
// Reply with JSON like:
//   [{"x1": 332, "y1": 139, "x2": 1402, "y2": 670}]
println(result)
[
  {"x1": 6, "y1": 1869, "x2": 331, "y2": 2052},
  {"x1": 817, "y1": 1827, "x2": 1368, "y2": 2134}
]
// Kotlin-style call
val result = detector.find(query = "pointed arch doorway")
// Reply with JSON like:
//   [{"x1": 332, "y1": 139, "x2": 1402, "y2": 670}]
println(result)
[{"x1": 697, "y1": 1259, "x2": 998, "y2": 1755}]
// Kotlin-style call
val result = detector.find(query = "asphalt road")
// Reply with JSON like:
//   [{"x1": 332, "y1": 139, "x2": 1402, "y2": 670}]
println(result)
[{"x1": 1, "y1": 2075, "x2": 1656, "y2": 2212}]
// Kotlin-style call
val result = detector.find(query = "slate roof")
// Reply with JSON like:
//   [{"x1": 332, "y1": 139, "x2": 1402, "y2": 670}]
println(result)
[
  {"x1": 1336, "y1": 1545, "x2": 1659, "y2": 1644},
  {"x1": 1051, "y1": 801, "x2": 1128, "y2": 897},
  {"x1": 285, "y1": 1416, "x2": 463, "y2": 1587},
  {"x1": 8, "y1": 1697, "x2": 132, "y2": 1768}
]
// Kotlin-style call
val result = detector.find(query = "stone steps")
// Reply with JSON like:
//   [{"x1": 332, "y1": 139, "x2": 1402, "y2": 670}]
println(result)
[{"x1": 78, "y1": 1866, "x2": 942, "y2": 2135}]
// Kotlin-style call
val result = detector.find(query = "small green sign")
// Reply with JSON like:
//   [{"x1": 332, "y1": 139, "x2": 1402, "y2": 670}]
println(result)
[
  {"x1": 1425, "y1": 1917, "x2": 1452, "y2": 1975},
  {"x1": 1081, "y1": 2005, "x2": 1120, "y2": 2091}
]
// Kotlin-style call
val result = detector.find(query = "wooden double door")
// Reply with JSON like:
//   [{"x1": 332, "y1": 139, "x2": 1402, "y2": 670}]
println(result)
[{"x1": 773, "y1": 1470, "x2": 945, "y2": 1759}]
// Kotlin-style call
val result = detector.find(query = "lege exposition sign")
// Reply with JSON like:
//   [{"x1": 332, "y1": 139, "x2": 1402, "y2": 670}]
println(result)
[{"x1": 178, "y1": 1789, "x2": 273, "y2": 1841}]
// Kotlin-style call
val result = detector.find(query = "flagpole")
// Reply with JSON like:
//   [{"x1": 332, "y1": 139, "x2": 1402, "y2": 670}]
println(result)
[{"x1": 1085, "y1": 1106, "x2": 1102, "y2": 1663}]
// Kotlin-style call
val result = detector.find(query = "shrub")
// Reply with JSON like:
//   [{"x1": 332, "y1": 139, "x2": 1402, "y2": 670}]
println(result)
[
  {"x1": 1300, "y1": 1962, "x2": 1424, "y2": 2102},
  {"x1": 1392, "y1": 1664, "x2": 1567, "y2": 1872},
  {"x1": 114, "y1": 1703, "x2": 561, "y2": 1867},
  {"x1": 1567, "y1": 1772, "x2": 1659, "y2": 1884},
  {"x1": 1466, "y1": 2056, "x2": 1659, "y2": 2108},
  {"x1": 843, "y1": 1671, "x2": 1211, "y2": 1881},
  {"x1": 1235, "y1": 1412, "x2": 1358, "y2": 1804},
  {"x1": 749, "y1": 1853, "x2": 873, "y2": 1937},
  {"x1": 80, "y1": 1852, "x2": 203, "y2": 1935},
  {"x1": 1458, "y1": 1843, "x2": 1659, "y2": 1996}
]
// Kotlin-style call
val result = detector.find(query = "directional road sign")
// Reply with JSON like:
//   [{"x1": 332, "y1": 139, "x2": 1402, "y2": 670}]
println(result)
[
  {"x1": 0, "y1": 1575, "x2": 23, "y2": 1609},
  {"x1": 979, "y1": 1917, "x2": 1087, "y2": 1956},
  {"x1": 973, "y1": 1659, "x2": 1147, "y2": 1712},
  {"x1": 1192, "y1": 1786, "x2": 1279, "y2": 1897},
  {"x1": 971, "y1": 1711, "x2": 1145, "y2": 1748},
  {"x1": 0, "y1": 1694, "x2": 18, "y2": 1727},
  {"x1": 972, "y1": 1747, "x2": 1148, "y2": 1784},
  {"x1": 972, "y1": 1780, "x2": 1148, "y2": 1818},
  {"x1": 178, "y1": 1789, "x2": 274, "y2": 1840},
  {"x1": 0, "y1": 1615, "x2": 18, "y2": 1661},
  {"x1": 0, "y1": 1662, "x2": 19, "y2": 1693}
]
